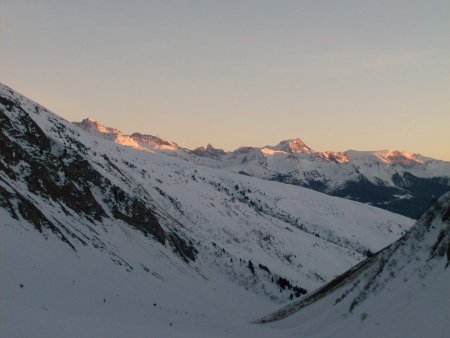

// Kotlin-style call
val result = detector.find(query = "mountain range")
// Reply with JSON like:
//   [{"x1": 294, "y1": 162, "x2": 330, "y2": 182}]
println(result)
[
  {"x1": 75, "y1": 118, "x2": 450, "y2": 219},
  {"x1": 1, "y1": 83, "x2": 449, "y2": 337}
]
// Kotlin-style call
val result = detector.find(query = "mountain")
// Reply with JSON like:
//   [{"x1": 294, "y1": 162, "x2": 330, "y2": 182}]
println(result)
[
  {"x1": 191, "y1": 144, "x2": 226, "y2": 159},
  {"x1": 257, "y1": 191, "x2": 450, "y2": 338},
  {"x1": 74, "y1": 118, "x2": 180, "y2": 152},
  {"x1": 76, "y1": 118, "x2": 450, "y2": 219},
  {"x1": 263, "y1": 138, "x2": 312, "y2": 154},
  {"x1": 0, "y1": 83, "x2": 414, "y2": 337}
]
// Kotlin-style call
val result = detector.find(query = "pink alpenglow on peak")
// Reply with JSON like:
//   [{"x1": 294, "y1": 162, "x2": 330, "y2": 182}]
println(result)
[
  {"x1": 373, "y1": 150, "x2": 425, "y2": 167},
  {"x1": 74, "y1": 118, "x2": 180, "y2": 152},
  {"x1": 75, "y1": 118, "x2": 122, "y2": 136},
  {"x1": 266, "y1": 138, "x2": 313, "y2": 154},
  {"x1": 131, "y1": 133, "x2": 179, "y2": 151},
  {"x1": 319, "y1": 151, "x2": 350, "y2": 163}
]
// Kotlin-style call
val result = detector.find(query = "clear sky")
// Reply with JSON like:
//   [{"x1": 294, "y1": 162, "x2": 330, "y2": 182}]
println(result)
[{"x1": 1, "y1": 1, "x2": 449, "y2": 159}]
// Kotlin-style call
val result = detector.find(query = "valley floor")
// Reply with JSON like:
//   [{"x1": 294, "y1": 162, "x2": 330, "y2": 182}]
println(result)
[{"x1": 2, "y1": 208, "x2": 449, "y2": 338}]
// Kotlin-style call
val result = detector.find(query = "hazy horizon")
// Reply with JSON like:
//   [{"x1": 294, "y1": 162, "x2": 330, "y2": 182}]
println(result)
[{"x1": 2, "y1": 1, "x2": 449, "y2": 160}]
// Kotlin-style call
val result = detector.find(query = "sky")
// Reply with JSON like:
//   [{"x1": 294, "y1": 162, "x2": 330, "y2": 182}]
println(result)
[{"x1": 1, "y1": 1, "x2": 449, "y2": 160}]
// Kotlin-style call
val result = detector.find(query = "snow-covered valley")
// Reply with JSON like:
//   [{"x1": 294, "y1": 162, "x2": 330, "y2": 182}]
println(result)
[{"x1": 1, "y1": 83, "x2": 448, "y2": 337}]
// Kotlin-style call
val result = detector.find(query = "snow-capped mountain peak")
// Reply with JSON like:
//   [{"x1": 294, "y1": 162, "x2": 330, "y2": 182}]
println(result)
[
  {"x1": 130, "y1": 133, "x2": 179, "y2": 151},
  {"x1": 75, "y1": 117, "x2": 122, "y2": 136},
  {"x1": 373, "y1": 149, "x2": 424, "y2": 167},
  {"x1": 266, "y1": 138, "x2": 313, "y2": 154},
  {"x1": 73, "y1": 117, "x2": 450, "y2": 219},
  {"x1": 318, "y1": 151, "x2": 350, "y2": 163},
  {"x1": 74, "y1": 118, "x2": 180, "y2": 152}
]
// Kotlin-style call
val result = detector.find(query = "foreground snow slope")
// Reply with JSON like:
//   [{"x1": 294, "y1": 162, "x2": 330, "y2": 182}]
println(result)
[
  {"x1": 0, "y1": 83, "x2": 415, "y2": 337},
  {"x1": 258, "y1": 191, "x2": 450, "y2": 338}
]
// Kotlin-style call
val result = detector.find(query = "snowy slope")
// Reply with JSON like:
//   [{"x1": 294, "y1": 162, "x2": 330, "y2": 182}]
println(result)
[
  {"x1": 76, "y1": 119, "x2": 450, "y2": 219},
  {"x1": 257, "y1": 191, "x2": 450, "y2": 338},
  {"x1": 0, "y1": 83, "x2": 417, "y2": 337}
]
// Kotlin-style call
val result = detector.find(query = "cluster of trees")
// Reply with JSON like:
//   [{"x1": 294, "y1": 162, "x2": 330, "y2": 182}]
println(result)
[
  {"x1": 246, "y1": 259, "x2": 307, "y2": 300},
  {"x1": 276, "y1": 277, "x2": 307, "y2": 297}
]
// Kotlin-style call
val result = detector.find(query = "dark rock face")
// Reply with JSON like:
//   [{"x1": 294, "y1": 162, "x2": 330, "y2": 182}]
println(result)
[
  {"x1": 1, "y1": 107, "x2": 107, "y2": 222},
  {"x1": 168, "y1": 233, "x2": 198, "y2": 262},
  {"x1": 112, "y1": 197, "x2": 166, "y2": 244},
  {"x1": 17, "y1": 195, "x2": 77, "y2": 250},
  {"x1": 0, "y1": 184, "x2": 19, "y2": 220},
  {"x1": 0, "y1": 88, "x2": 195, "y2": 258},
  {"x1": 0, "y1": 98, "x2": 51, "y2": 151},
  {"x1": 0, "y1": 181, "x2": 76, "y2": 250}
]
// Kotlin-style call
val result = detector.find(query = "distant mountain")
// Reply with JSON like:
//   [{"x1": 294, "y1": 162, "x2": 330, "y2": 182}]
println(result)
[
  {"x1": 1, "y1": 83, "x2": 414, "y2": 336},
  {"x1": 74, "y1": 118, "x2": 180, "y2": 152},
  {"x1": 257, "y1": 191, "x2": 450, "y2": 338},
  {"x1": 263, "y1": 138, "x2": 312, "y2": 154},
  {"x1": 192, "y1": 144, "x2": 226, "y2": 159},
  {"x1": 76, "y1": 118, "x2": 450, "y2": 219}
]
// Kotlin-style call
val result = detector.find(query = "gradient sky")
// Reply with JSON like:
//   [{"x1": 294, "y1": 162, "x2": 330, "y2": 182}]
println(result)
[{"x1": 1, "y1": 1, "x2": 449, "y2": 159}]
